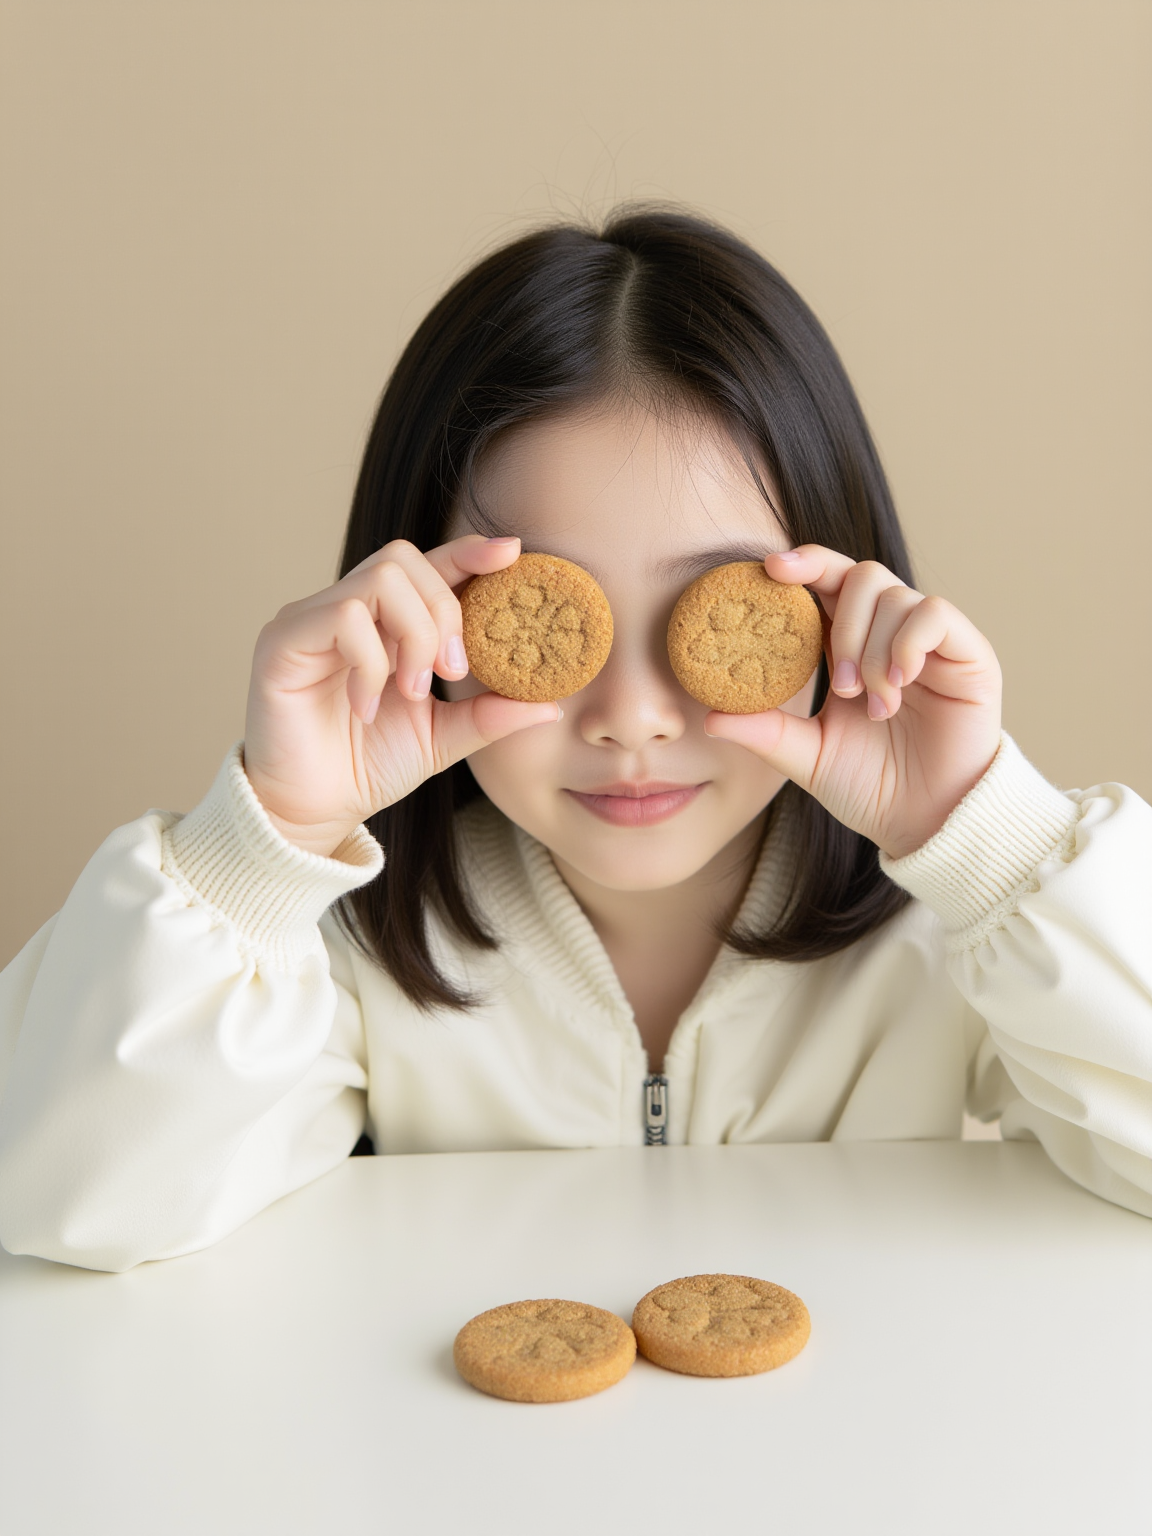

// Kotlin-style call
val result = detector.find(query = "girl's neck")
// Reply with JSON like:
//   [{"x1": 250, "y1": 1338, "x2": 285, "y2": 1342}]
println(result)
[
  {"x1": 553, "y1": 815, "x2": 765, "y2": 942},
  {"x1": 549, "y1": 812, "x2": 768, "y2": 1070}
]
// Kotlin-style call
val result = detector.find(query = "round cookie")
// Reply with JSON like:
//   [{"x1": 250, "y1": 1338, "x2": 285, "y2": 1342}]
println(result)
[
  {"x1": 667, "y1": 561, "x2": 823, "y2": 714},
  {"x1": 631, "y1": 1273, "x2": 810, "y2": 1378},
  {"x1": 460, "y1": 552, "x2": 613, "y2": 702},
  {"x1": 453, "y1": 1298, "x2": 637, "y2": 1403}
]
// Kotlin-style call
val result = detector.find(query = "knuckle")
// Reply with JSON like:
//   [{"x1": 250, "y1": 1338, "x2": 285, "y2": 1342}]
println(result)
[
  {"x1": 253, "y1": 625, "x2": 276, "y2": 662},
  {"x1": 417, "y1": 613, "x2": 442, "y2": 647},
  {"x1": 395, "y1": 611, "x2": 439, "y2": 650},
  {"x1": 875, "y1": 583, "x2": 910, "y2": 612},
  {"x1": 426, "y1": 588, "x2": 461, "y2": 624},
  {"x1": 334, "y1": 595, "x2": 367, "y2": 621},
  {"x1": 380, "y1": 538, "x2": 419, "y2": 561},
  {"x1": 261, "y1": 608, "x2": 297, "y2": 647},
  {"x1": 858, "y1": 649, "x2": 887, "y2": 683}
]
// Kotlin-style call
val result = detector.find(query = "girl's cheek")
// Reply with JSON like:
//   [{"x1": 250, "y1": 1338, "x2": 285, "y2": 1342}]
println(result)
[
  {"x1": 468, "y1": 713, "x2": 566, "y2": 791},
  {"x1": 442, "y1": 670, "x2": 570, "y2": 789}
]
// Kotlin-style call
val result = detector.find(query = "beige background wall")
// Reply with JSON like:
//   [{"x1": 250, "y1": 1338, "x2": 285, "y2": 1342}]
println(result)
[{"x1": 2, "y1": 0, "x2": 1149, "y2": 968}]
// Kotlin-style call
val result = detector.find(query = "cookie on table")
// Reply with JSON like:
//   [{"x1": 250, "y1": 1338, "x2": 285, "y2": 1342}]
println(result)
[
  {"x1": 667, "y1": 561, "x2": 823, "y2": 714},
  {"x1": 631, "y1": 1273, "x2": 810, "y2": 1378},
  {"x1": 453, "y1": 1298, "x2": 637, "y2": 1403},
  {"x1": 460, "y1": 552, "x2": 614, "y2": 702}
]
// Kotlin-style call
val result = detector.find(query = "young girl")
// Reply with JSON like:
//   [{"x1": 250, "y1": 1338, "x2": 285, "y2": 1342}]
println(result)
[{"x1": 1, "y1": 209, "x2": 1149, "y2": 1272}]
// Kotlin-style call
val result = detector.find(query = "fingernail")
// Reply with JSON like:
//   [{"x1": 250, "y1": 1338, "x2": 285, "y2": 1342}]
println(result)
[
  {"x1": 486, "y1": 535, "x2": 520, "y2": 545},
  {"x1": 364, "y1": 696, "x2": 380, "y2": 725},
  {"x1": 888, "y1": 664, "x2": 903, "y2": 688},
  {"x1": 413, "y1": 668, "x2": 433, "y2": 698},
  {"x1": 553, "y1": 705, "x2": 564, "y2": 721},
  {"x1": 867, "y1": 692, "x2": 888, "y2": 720},
  {"x1": 773, "y1": 549, "x2": 802, "y2": 561},
  {"x1": 833, "y1": 659, "x2": 858, "y2": 691},
  {"x1": 446, "y1": 635, "x2": 468, "y2": 672}
]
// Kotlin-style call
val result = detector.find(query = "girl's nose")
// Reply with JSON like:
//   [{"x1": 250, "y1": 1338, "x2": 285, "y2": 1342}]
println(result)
[{"x1": 574, "y1": 628, "x2": 688, "y2": 751}]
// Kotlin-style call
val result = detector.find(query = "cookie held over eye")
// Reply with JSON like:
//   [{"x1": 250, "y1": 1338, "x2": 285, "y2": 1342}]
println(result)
[
  {"x1": 632, "y1": 1273, "x2": 811, "y2": 1377},
  {"x1": 667, "y1": 561, "x2": 823, "y2": 714},
  {"x1": 453, "y1": 1298, "x2": 637, "y2": 1403},
  {"x1": 460, "y1": 552, "x2": 614, "y2": 702}
]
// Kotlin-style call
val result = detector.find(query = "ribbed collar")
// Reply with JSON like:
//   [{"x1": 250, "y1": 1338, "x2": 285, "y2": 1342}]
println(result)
[{"x1": 455, "y1": 795, "x2": 796, "y2": 1021}]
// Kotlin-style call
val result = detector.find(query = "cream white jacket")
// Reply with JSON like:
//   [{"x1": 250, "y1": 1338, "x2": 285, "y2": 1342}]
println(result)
[{"x1": 1, "y1": 731, "x2": 1150, "y2": 1271}]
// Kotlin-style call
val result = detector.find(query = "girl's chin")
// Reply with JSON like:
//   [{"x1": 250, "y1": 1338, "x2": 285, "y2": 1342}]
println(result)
[
  {"x1": 557, "y1": 862, "x2": 716, "y2": 894},
  {"x1": 549, "y1": 834, "x2": 725, "y2": 892}
]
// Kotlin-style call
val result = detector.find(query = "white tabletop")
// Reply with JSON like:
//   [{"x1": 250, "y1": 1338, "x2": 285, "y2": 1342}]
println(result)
[{"x1": 1, "y1": 1141, "x2": 1149, "y2": 1536}]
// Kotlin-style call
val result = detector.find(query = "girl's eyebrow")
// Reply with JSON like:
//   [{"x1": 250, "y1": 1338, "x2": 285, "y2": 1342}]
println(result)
[{"x1": 648, "y1": 543, "x2": 788, "y2": 585}]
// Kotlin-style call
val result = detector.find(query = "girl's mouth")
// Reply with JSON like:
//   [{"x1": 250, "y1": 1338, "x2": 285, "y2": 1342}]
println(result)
[{"x1": 562, "y1": 783, "x2": 706, "y2": 827}]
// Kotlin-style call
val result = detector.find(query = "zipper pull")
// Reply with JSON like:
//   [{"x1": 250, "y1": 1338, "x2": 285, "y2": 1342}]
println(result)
[{"x1": 644, "y1": 1075, "x2": 668, "y2": 1145}]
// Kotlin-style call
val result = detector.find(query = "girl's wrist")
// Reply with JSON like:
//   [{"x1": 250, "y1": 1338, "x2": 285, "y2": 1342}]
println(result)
[
  {"x1": 261, "y1": 810, "x2": 365, "y2": 861},
  {"x1": 241, "y1": 750, "x2": 365, "y2": 859},
  {"x1": 166, "y1": 742, "x2": 384, "y2": 967}
]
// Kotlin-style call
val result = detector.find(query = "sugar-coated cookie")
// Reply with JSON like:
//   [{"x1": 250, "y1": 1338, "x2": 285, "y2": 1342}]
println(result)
[
  {"x1": 631, "y1": 1273, "x2": 810, "y2": 1377},
  {"x1": 460, "y1": 552, "x2": 613, "y2": 702},
  {"x1": 666, "y1": 561, "x2": 823, "y2": 713},
  {"x1": 453, "y1": 1298, "x2": 637, "y2": 1403}
]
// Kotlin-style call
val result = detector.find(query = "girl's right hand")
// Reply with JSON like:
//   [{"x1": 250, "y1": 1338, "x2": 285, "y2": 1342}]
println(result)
[{"x1": 242, "y1": 533, "x2": 560, "y2": 856}]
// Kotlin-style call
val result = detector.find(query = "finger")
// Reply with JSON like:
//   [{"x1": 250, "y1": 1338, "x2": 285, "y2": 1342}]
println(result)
[
  {"x1": 430, "y1": 692, "x2": 564, "y2": 774},
  {"x1": 704, "y1": 706, "x2": 824, "y2": 797},
  {"x1": 764, "y1": 544, "x2": 858, "y2": 620},
  {"x1": 347, "y1": 535, "x2": 523, "y2": 683},
  {"x1": 856, "y1": 584, "x2": 923, "y2": 719},
  {"x1": 350, "y1": 533, "x2": 521, "y2": 593},
  {"x1": 263, "y1": 598, "x2": 390, "y2": 723},
  {"x1": 355, "y1": 561, "x2": 443, "y2": 702},
  {"x1": 349, "y1": 540, "x2": 474, "y2": 682},
  {"x1": 888, "y1": 596, "x2": 1000, "y2": 702},
  {"x1": 822, "y1": 561, "x2": 916, "y2": 708},
  {"x1": 425, "y1": 532, "x2": 524, "y2": 589}
]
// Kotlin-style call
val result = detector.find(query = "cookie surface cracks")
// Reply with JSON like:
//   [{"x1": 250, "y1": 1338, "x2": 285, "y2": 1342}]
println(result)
[
  {"x1": 453, "y1": 1298, "x2": 637, "y2": 1403},
  {"x1": 460, "y1": 552, "x2": 613, "y2": 702},
  {"x1": 667, "y1": 561, "x2": 823, "y2": 713},
  {"x1": 632, "y1": 1273, "x2": 811, "y2": 1377}
]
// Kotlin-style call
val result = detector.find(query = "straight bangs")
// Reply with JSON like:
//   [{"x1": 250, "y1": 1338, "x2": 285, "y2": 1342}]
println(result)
[{"x1": 333, "y1": 208, "x2": 914, "y2": 1009}]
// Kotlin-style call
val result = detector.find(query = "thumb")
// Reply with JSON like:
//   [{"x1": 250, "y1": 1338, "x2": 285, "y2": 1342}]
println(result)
[
  {"x1": 430, "y1": 690, "x2": 563, "y2": 772},
  {"x1": 705, "y1": 707, "x2": 823, "y2": 795}
]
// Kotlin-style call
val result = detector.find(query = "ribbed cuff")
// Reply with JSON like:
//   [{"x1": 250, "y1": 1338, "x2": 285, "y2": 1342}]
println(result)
[
  {"x1": 878, "y1": 731, "x2": 1082, "y2": 935},
  {"x1": 162, "y1": 741, "x2": 384, "y2": 966}
]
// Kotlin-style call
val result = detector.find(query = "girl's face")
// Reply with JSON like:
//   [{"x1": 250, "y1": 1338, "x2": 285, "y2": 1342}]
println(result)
[{"x1": 443, "y1": 401, "x2": 818, "y2": 893}]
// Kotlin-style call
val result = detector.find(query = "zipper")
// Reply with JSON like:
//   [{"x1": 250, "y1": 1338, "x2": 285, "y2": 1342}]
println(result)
[{"x1": 644, "y1": 1075, "x2": 668, "y2": 1145}]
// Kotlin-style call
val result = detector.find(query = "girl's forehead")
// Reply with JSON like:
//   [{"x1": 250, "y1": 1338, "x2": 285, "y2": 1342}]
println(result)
[{"x1": 458, "y1": 402, "x2": 786, "y2": 556}]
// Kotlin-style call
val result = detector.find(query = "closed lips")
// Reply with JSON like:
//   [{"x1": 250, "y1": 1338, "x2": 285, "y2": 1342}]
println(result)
[
  {"x1": 563, "y1": 783, "x2": 706, "y2": 826},
  {"x1": 570, "y1": 782, "x2": 701, "y2": 797}
]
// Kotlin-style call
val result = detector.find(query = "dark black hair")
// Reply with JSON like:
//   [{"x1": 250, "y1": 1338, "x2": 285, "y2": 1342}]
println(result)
[{"x1": 333, "y1": 206, "x2": 914, "y2": 1009}]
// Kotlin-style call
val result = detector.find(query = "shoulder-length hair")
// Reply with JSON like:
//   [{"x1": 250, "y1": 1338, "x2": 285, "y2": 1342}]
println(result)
[{"x1": 332, "y1": 207, "x2": 915, "y2": 1009}]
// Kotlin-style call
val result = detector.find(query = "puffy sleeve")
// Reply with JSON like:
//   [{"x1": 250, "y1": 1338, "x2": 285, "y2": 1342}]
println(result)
[
  {"x1": 879, "y1": 731, "x2": 1152, "y2": 1218},
  {"x1": 0, "y1": 741, "x2": 385, "y2": 1271}
]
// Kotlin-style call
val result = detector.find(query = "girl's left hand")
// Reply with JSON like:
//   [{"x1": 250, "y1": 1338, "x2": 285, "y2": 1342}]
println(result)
[{"x1": 705, "y1": 546, "x2": 1004, "y2": 860}]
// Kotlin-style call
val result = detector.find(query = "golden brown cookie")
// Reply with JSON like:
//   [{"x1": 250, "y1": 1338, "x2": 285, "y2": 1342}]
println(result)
[
  {"x1": 666, "y1": 561, "x2": 823, "y2": 714},
  {"x1": 453, "y1": 1298, "x2": 637, "y2": 1403},
  {"x1": 460, "y1": 552, "x2": 613, "y2": 702},
  {"x1": 632, "y1": 1273, "x2": 810, "y2": 1378}
]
